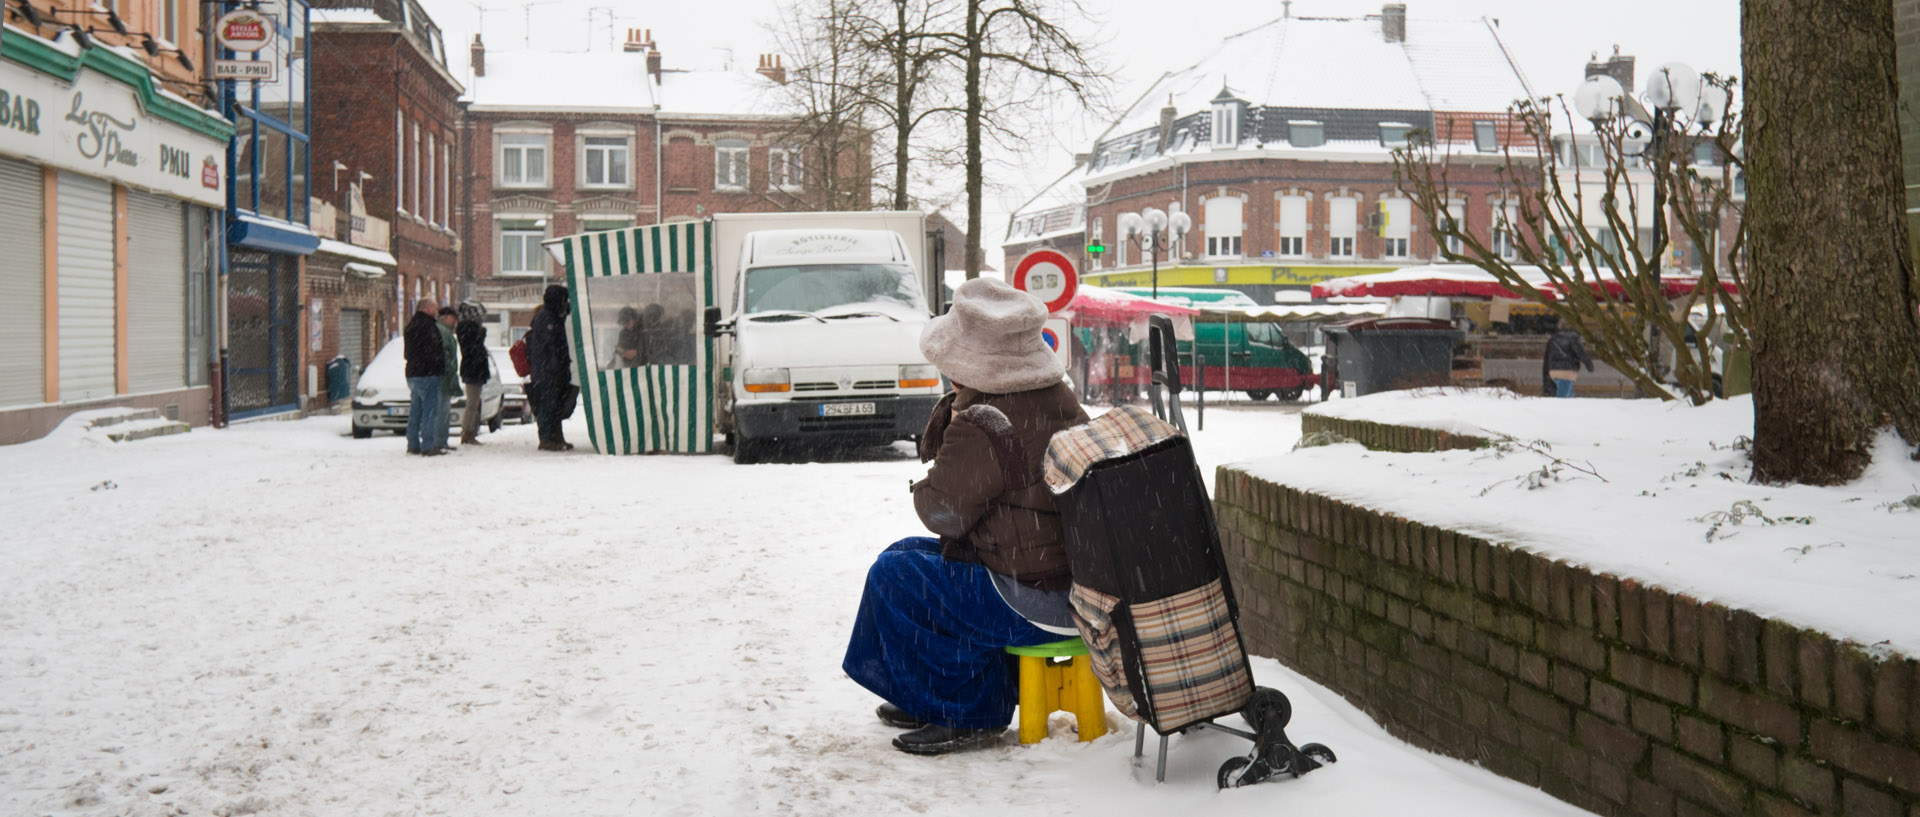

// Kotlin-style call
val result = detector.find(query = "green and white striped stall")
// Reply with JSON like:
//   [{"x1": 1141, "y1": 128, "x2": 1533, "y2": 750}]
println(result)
[{"x1": 548, "y1": 222, "x2": 715, "y2": 455}]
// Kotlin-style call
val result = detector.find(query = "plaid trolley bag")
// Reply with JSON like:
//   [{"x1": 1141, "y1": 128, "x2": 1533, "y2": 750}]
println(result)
[{"x1": 1044, "y1": 406, "x2": 1335, "y2": 787}]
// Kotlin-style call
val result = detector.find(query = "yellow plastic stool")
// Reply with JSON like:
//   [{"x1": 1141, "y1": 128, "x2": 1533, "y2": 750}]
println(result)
[{"x1": 1006, "y1": 638, "x2": 1107, "y2": 744}]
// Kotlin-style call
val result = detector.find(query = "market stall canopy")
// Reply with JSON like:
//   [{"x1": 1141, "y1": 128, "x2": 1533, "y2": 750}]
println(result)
[
  {"x1": 1060, "y1": 285, "x2": 1201, "y2": 326},
  {"x1": 1553, "y1": 275, "x2": 1743, "y2": 300},
  {"x1": 1196, "y1": 303, "x2": 1389, "y2": 323},
  {"x1": 1312, "y1": 264, "x2": 1555, "y2": 300}
]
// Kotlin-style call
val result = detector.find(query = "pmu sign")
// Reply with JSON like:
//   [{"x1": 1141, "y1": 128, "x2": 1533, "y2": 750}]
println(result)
[{"x1": 1012, "y1": 248, "x2": 1078, "y2": 314}]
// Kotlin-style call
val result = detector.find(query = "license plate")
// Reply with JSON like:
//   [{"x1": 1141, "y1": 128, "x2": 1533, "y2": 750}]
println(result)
[
  {"x1": 386, "y1": 407, "x2": 407, "y2": 417},
  {"x1": 819, "y1": 402, "x2": 876, "y2": 417}
]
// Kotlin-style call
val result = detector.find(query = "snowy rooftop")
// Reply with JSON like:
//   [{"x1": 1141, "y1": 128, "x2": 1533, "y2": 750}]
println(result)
[
  {"x1": 309, "y1": 7, "x2": 386, "y2": 25},
  {"x1": 1110, "y1": 15, "x2": 1532, "y2": 137},
  {"x1": 467, "y1": 50, "x2": 783, "y2": 116}
]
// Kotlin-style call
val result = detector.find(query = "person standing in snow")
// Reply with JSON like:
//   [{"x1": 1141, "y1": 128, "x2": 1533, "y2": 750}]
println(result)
[
  {"x1": 402, "y1": 298, "x2": 446, "y2": 456},
  {"x1": 1543, "y1": 327, "x2": 1595, "y2": 398},
  {"x1": 456, "y1": 302, "x2": 492, "y2": 446},
  {"x1": 842, "y1": 277, "x2": 1089, "y2": 756},
  {"x1": 430, "y1": 307, "x2": 461, "y2": 453},
  {"x1": 526, "y1": 284, "x2": 576, "y2": 451}
]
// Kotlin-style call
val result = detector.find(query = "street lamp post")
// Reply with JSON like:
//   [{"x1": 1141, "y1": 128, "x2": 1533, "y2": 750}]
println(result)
[
  {"x1": 1117, "y1": 206, "x2": 1192, "y2": 300},
  {"x1": 1572, "y1": 62, "x2": 1727, "y2": 276}
]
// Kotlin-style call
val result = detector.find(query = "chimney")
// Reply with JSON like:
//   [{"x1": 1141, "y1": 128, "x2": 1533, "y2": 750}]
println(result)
[
  {"x1": 1382, "y1": 3, "x2": 1407, "y2": 43},
  {"x1": 1157, "y1": 98, "x2": 1177, "y2": 152},
  {"x1": 470, "y1": 34, "x2": 485, "y2": 77},
  {"x1": 1586, "y1": 45, "x2": 1636, "y2": 93},
  {"x1": 645, "y1": 30, "x2": 663, "y2": 83},
  {"x1": 622, "y1": 27, "x2": 647, "y2": 53},
  {"x1": 756, "y1": 54, "x2": 787, "y2": 84}
]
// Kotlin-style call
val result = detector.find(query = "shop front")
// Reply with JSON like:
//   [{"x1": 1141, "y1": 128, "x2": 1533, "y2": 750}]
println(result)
[{"x1": 0, "y1": 31, "x2": 232, "y2": 444}]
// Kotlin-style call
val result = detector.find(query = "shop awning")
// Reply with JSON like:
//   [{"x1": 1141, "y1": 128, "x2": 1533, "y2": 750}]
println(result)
[
  {"x1": 1311, "y1": 264, "x2": 1556, "y2": 300},
  {"x1": 343, "y1": 262, "x2": 387, "y2": 278},
  {"x1": 315, "y1": 238, "x2": 398, "y2": 268}
]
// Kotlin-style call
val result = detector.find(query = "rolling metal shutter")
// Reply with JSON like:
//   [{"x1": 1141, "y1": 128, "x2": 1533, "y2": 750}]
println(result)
[
  {"x1": 57, "y1": 171, "x2": 115, "y2": 402},
  {"x1": 339, "y1": 308, "x2": 367, "y2": 377},
  {"x1": 0, "y1": 158, "x2": 44, "y2": 407},
  {"x1": 126, "y1": 192, "x2": 187, "y2": 393}
]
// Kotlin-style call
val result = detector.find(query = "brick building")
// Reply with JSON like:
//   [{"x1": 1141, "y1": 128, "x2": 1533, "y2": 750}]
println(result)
[
  {"x1": 308, "y1": 0, "x2": 464, "y2": 402},
  {"x1": 463, "y1": 30, "x2": 857, "y2": 335},
  {"x1": 1003, "y1": 5, "x2": 1533, "y2": 305}
]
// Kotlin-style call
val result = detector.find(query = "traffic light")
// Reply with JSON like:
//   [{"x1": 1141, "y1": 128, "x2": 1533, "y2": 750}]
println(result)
[{"x1": 1086, "y1": 240, "x2": 1106, "y2": 256}]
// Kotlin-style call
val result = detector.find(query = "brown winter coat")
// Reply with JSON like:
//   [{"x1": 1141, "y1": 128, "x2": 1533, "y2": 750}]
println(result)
[{"x1": 912, "y1": 382, "x2": 1089, "y2": 591}]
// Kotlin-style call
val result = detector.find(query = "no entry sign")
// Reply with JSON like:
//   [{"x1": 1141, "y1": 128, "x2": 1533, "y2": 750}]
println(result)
[{"x1": 1013, "y1": 249, "x2": 1078, "y2": 313}]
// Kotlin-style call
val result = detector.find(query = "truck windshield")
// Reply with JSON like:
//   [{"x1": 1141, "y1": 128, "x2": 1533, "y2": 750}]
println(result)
[{"x1": 743, "y1": 263, "x2": 927, "y2": 317}]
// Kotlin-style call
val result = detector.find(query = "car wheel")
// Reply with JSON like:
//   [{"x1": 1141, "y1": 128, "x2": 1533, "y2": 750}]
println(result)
[
  {"x1": 352, "y1": 424, "x2": 372, "y2": 439},
  {"x1": 1277, "y1": 388, "x2": 1304, "y2": 401},
  {"x1": 1245, "y1": 389, "x2": 1271, "y2": 401}
]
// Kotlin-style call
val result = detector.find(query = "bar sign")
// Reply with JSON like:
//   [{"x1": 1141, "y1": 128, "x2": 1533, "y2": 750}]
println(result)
[{"x1": 213, "y1": 60, "x2": 278, "y2": 82}]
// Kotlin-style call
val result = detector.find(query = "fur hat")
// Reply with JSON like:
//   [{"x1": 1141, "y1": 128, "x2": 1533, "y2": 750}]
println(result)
[{"x1": 919, "y1": 277, "x2": 1064, "y2": 394}]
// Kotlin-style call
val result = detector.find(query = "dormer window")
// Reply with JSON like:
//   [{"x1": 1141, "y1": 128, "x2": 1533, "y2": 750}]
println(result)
[
  {"x1": 1289, "y1": 120, "x2": 1324, "y2": 148},
  {"x1": 1380, "y1": 122, "x2": 1413, "y2": 147},
  {"x1": 1473, "y1": 121, "x2": 1497, "y2": 153},
  {"x1": 1210, "y1": 86, "x2": 1245, "y2": 150}
]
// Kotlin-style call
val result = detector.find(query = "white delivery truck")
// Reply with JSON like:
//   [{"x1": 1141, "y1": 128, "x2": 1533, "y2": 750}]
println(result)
[{"x1": 706, "y1": 211, "x2": 945, "y2": 463}]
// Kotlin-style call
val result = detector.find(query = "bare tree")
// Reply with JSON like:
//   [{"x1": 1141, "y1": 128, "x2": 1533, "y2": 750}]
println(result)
[
  {"x1": 1743, "y1": 0, "x2": 1920, "y2": 484},
  {"x1": 764, "y1": 0, "x2": 885, "y2": 211},
  {"x1": 1393, "y1": 79, "x2": 1747, "y2": 405}
]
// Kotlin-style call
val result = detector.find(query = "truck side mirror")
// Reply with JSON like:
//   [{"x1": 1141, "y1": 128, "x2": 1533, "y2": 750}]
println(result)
[{"x1": 704, "y1": 306, "x2": 726, "y2": 337}]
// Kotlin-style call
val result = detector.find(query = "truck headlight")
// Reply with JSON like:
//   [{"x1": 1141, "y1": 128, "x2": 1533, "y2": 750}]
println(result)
[
  {"x1": 743, "y1": 367, "x2": 790, "y2": 393},
  {"x1": 899, "y1": 364, "x2": 941, "y2": 389},
  {"x1": 355, "y1": 387, "x2": 377, "y2": 399}
]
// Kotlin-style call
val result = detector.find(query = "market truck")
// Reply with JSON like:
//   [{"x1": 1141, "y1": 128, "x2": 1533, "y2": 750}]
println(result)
[
  {"x1": 1115, "y1": 287, "x2": 1317, "y2": 400},
  {"x1": 707, "y1": 212, "x2": 943, "y2": 463}
]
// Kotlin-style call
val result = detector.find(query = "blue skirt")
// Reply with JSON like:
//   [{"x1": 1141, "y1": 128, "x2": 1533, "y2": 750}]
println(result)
[{"x1": 842, "y1": 537, "x2": 1061, "y2": 729}]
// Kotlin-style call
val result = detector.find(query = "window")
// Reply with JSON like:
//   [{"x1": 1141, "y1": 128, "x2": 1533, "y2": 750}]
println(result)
[
  {"x1": 395, "y1": 112, "x2": 405, "y2": 214},
  {"x1": 1092, "y1": 216, "x2": 1104, "y2": 267},
  {"x1": 1277, "y1": 195, "x2": 1307, "y2": 257},
  {"x1": 425, "y1": 132, "x2": 435, "y2": 225},
  {"x1": 1438, "y1": 216, "x2": 1463, "y2": 255},
  {"x1": 441, "y1": 147, "x2": 451, "y2": 227},
  {"x1": 769, "y1": 146, "x2": 802, "y2": 191},
  {"x1": 1329, "y1": 196, "x2": 1357, "y2": 257},
  {"x1": 499, "y1": 219, "x2": 547, "y2": 275},
  {"x1": 1493, "y1": 203, "x2": 1519, "y2": 259},
  {"x1": 1693, "y1": 142, "x2": 1717, "y2": 166},
  {"x1": 1380, "y1": 122, "x2": 1413, "y2": 147},
  {"x1": 1204, "y1": 196, "x2": 1243, "y2": 257},
  {"x1": 162, "y1": 0, "x2": 178, "y2": 43},
  {"x1": 715, "y1": 139, "x2": 750, "y2": 190},
  {"x1": 581, "y1": 219, "x2": 630, "y2": 232},
  {"x1": 1595, "y1": 227, "x2": 1622, "y2": 260},
  {"x1": 1289, "y1": 120, "x2": 1324, "y2": 148},
  {"x1": 498, "y1": 132, "x2": 549, "y2": 187},
  {"x1": 411, "y1": 123, "x2": 420, "y2": 215},
  {"x1": 583, "y1": 135, "x2": 630, "y2": 188},
  {"x1": 1382, "y1": 198, "x2": 1411, "y2": 258},
  {"x1": 1473, "y1": 121, "x2": 1497, "y2": 153},
  {"x1": 1210, "y1": 98, "x2": 1240, "y2": 149}
]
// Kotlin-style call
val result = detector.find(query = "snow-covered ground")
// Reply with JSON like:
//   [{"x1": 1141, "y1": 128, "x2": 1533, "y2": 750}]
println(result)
[
  {"x1": 1288, "y1": 389, "x2": 1920, "y2": 659},
  {"x1": 2, "y1": 402, "x2": 1596, "y2": 817}
]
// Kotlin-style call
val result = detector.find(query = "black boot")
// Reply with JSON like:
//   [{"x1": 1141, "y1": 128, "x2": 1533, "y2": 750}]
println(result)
[
  {"x1": 876, "y1": 703, "x2": 925, "y2": 730},
  {"x1": 891, "y1": 724, "x2": 1005, "y2": 755}
]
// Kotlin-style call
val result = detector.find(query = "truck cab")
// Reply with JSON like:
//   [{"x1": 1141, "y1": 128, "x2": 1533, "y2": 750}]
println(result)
[{"x1": 717, "y1": 225, "x2": 943, "y2": 462}]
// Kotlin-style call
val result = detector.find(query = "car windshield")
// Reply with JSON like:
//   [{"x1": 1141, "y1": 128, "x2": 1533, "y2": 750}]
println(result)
[{"x1": 742, "y1": 263, "x2": 927, "y2": 317}]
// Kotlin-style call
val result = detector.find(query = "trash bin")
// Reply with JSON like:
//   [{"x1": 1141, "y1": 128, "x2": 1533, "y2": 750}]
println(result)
[
  {"x1": 326, "y1": 355, "x2": 354, "y2": 403},
  {"x1": 1322, "y1": 317, "x2": 1463, "y2": 398}
]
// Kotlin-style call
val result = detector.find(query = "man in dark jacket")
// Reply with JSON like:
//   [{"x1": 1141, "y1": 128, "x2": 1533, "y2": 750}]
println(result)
[
  {"x1": 456, "y1": 302, "x2": 492, "y2": 446},
  {"x1": 842, "y1": 277, "x2": 1089, "y2": 756},
  {"x1": 1543, "y1": 327, "x2": 1595, "y2": 398},
  {"x1": 526, "y1": 284, "x2": 575, "y2": 451},
  {"x1": 401, "y1": 298, "x2": 445, "y2": 455}
]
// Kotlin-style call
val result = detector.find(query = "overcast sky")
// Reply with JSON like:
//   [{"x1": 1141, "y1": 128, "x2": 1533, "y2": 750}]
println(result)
[{"x1": 422, "y1": 0, "x2": 1740, "y2": 246}]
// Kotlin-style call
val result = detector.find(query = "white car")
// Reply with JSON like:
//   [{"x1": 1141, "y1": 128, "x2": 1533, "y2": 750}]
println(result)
[{"x1": 351, "y1": 336, "x2": 506, "y2": 439}]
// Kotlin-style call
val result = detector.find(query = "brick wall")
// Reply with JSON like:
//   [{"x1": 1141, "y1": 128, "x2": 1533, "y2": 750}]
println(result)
[
  {"x1": 1214, "y1": 467, "x2": 1920, "y2": 817},
  {"x1": 1299, "y1": 411, "x2": 1493, "y2": 452}
]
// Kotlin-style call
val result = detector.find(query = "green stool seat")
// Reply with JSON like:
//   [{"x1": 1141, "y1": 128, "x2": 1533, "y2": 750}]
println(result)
[{"x1": 1005, "y1": 637, "x2": 1105, "y2": 744}]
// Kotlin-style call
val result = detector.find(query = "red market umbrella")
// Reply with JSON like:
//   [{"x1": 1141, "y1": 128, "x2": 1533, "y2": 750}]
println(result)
[
  {"x1": 1059, "y1": 285, "x2": 1201, "y2": 327},
  {"x1": 1311, "y1": 264, "x2": 1558, "y2": 300}
]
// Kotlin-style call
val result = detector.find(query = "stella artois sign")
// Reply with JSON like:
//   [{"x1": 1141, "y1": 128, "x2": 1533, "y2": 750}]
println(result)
[{"x1": 215, "y1": 10, "x2": 275, "y2": 53}]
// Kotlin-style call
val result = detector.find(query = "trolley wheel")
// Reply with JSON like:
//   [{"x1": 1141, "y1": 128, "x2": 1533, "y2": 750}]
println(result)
[
  {"x1": 1242, "y1": 687, "x2": 1292, "y2": 733},
  {"x1": 1300, "y1": 743, "x2": 1338, "y2": 766},
  {"x1": 1217, "y1": 756, "x2": 1257, "y2": 789}
]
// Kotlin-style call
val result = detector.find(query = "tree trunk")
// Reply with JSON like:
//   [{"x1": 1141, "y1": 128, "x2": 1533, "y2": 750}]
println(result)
[
  {"x1": 892, "y1": 0, "x2": 912, "y2": 211},
  {"x1": 1744, "y1": 0, "x2": 1920, "y2": 484},
  {"x1": 963, "y1": 0, "x2": 983, "y2": 279}
]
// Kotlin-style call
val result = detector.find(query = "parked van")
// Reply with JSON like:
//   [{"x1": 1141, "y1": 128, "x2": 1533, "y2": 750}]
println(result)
[
  {"x1": 708, "y1": 213, "x2": 943, "y2": 462},
  {"x1": 1116, "y1": 287, "x2": 1317, "y2": 400}
]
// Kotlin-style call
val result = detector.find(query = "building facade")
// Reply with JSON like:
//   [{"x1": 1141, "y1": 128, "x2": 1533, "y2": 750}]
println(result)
[
  {"x1": 0, "y1": 3, "x2": 232, "y2": 444},
  {"x1": 1003, "y1": 6, "x2": 1533, "y2": 305},
  {"x1": 462, "y1": 30, "x2": 854, "y2": 335},
  {"x1": 308, "y1": 0, "x2": 462, "y2": 405}
]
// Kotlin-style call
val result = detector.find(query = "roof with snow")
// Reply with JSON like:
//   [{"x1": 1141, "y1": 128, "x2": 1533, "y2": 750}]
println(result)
[
  {"x1": 1109, "y1": 14, "x2": 1532, "y2": 138},
  {"x1": 467, "y1": 51, "x2": 783, "y2": 116}
]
